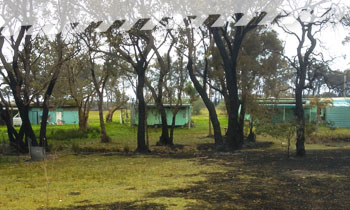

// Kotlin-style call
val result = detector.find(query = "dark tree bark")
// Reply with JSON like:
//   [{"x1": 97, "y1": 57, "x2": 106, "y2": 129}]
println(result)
[
  {"x1": 0, "y1": 102, "x2": 26, "y2": 153},
  {"x1": 135, "y1": 63, "x2": 149, "y2": 152},
  {"x1": 169, "y1": 108, "x2": 180, "y2": 145},
  {"x1": 295, "y1": 87, "x2": 306, "y2": 156},
  {"x1": 113, "y1": 31, "x2": 153, "y2": 153},
  {"x1": 146, "y1": 80, "x2": 171, "y2": 146},
  {"x1": 39, "y1": 34, "x2": 64, "y2": 147},
  {"x1": 276, "y1": 9, "x2": 329, "y2": 156},
  {"x1": 90, "y1": 60, "x2": 109, "y2": 143},
  {"x1": 146, "y1": 33, "x2": 175, "y2": 146},
  {"x1": 183, "y1": 24, "x2": 223, "y2": 146},
  {"x1": 210, "y1": 13, "x2": 266, "y2": 149},
  {"x1": 293, "y1": 23, "x2": 317, "y2": 157},
  {"x1": 187, "y1": 59, "x2": 223, "y2": 146},
  {"x1": 238, "y1": 96, "x2": 246, "y2": 141},
  {"x1": 211, "y1": 27, "x2": 243, "y2": 148},
  {"x1": 0, "y1": 26, "x2": 38, "y2": 152}
]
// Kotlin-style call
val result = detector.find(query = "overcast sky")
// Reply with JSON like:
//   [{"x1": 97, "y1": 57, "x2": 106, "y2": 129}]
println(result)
[{"x1": 275, "y1": 23, "x2": 350, "y2": 72}]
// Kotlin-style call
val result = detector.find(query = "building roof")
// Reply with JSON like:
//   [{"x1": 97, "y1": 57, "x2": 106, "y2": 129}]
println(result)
[
  {"x1": 257, "y1": 98, "x2": 309, "y2": 105},
  {"x1": 258, "y1": 97, "x2": 350, "y2": 107},
  {"x1": 7, "y1": 102, "x2": 78, "y2": 109},
  {"x1": 146, "y1": 104, "x2": 192, "y2": 108}
]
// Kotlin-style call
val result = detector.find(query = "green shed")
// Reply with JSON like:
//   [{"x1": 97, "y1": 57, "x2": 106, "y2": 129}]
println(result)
[
  {"x1": 325, "y1": 98, "x2": 350, "y2": 128},
  {"x1": 250, "y1": 97, "x2": 350, "y2": 128},
  {"x1": 29, "y1": 106, "x2": 79, "y2": 125},
  {"x1": 256, "y1": 98, "x2": 317, "y2": 123},
  {"x1": 130, "y1": 104, "x2": 192, "y2": 127}
]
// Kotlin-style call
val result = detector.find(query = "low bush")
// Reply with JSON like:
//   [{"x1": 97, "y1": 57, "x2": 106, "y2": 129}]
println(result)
[
  {"x1": 48, "y1": 127, "x2": 100, "y2": 140},
  {"x1": 308, "y1": 132, "x2": 350, "y2": 144},
  {"x1": 192, "y1": 99, "x2": 206, "y2": 115}
]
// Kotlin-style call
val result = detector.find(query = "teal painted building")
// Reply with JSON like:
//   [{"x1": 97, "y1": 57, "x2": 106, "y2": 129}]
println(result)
[
  {"x1": 29, "y1": 106, "x2": 79, "y2": 125},
  {"x1": 131, "y1": 104, "x2": 192, "y2": 127},
  {"x1": 256, "y1": 98, "x2": 317, "y2": 123},
  {"x1": 324, "y1": 98, "x2": 350, "y2": 128},
  {"x1": 254, "y1": 98, "x2": 350, "y2": 128}
]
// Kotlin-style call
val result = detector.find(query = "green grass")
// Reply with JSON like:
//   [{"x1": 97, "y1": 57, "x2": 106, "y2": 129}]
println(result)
[
  {"x1": 1, "y1": 109, "x2": 350, "y2": 209},
  {"x1": 0, "y1": 154, "x2": 227, "y2": 209}
]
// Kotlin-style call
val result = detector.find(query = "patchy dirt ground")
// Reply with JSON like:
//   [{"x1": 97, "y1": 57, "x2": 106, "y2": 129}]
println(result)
[
  {"x1": 148, "y1": 142, "x2": 350, "y2": 210},
  {"x1": 2, "y1": 141, "x2": 350, "y2": 210}
]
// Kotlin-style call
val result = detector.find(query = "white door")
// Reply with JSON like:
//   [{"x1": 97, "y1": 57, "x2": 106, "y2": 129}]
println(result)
[{"x1": 56, "y1": 112, "x2": 62, "y2": 124}]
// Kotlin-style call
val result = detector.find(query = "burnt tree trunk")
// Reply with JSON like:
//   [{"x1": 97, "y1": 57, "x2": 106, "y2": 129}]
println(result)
[
  {"x1": 212, "y1": 28, "x2": 242, "y2": 149},
  {"x1": 210, "y1": 13, "x2": 266, "y2": 149},
  {"x1": 187, "y1": 59, "x2": 223, "y2": 146},
  {"x1": 136, "y1": 64, "x2": 149, "y2": 152},
  {"x1": 146, "y1": 79, "x2": 171, "y2": 146},
  {"x1": 0, "y1": 103, "x2": 26, "y2": 153},
  {"x1": 293, "y1": 21, "x2": 317, "y2": 157},
  {"x1": 157, "y1": 103, "x2": 171, "y2": 145},
  {"x1": 148, "y1": 37, "x2": 174, "y2": 146},
  {"x1": 97, "y1": 93, "x2": 109, "y2": 143},
  {"x1": 18, "y1": 104, "x2": 37, "y2": 146},
  {"x1": 0, "y1": 26, "x2": 38, "y2": 152},
  {"x1": 169, "y1": 109, "x2": 180, "y2": 145},
  {"x1": 295, "y1": 86, "x2": 306, "y2": 156},
  {"x1": 89, "y1": 60, "x2": 109, "y2": 143},
  {"x1": 39, "y1": 34, "x2": 63, "y2": 148},
  {"x1": 238, "y1": 99, "x2": 246, "y2": 142}
]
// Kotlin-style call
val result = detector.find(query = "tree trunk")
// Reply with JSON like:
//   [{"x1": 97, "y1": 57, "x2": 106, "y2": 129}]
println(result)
[
  {"x1": 211, "y1": 28, "x2": 244, "y2": 149},
  {"x1": 0, "y1": 105, "x2": 26, "y2": 153},
  {"x1": 157, "y1": 102, "x2": 171, "y2": 146},
  {"x1": 295, "y1": 87, "x2": 306, "y2": 156},
  {"x1": 106, "y1": 106, "x2": 118, "y2": 123},
  {"x1": 187, "y1": 59, "x2": 223, "y2": 146},
  {"x1": 105, "y1": 108, "x2": 114, "y2": 123},
  {"x1": 39, "y1": 101, "x2": 49, "y2": 148},
  {"x1": 39, "y1": 33, "x2": 63, "y2": 148},
  {"x1": 78, "y1": 107, "x2": 89, "y2": 132},
  {"x1": 238, "y1": 100, "x2": 246, "y2": 143},
  {"x1": 145, "y1": 76, "x2": 171, "y2": 146},
  {"x1": 98, "y1": 93, "x2": 109, "y2": 143},
  {"x1": 105, "y1": 98, "x2": 128, "y2": 123},
  {"x1": 136, "y1": 68, "x2": 149, "y2": 153},
  {"x1": 169, "y1": 110, "x2": 179, "y2": 145},
  {"x1": 19, "y1": 104, "x2": 38, "y2": 147}
]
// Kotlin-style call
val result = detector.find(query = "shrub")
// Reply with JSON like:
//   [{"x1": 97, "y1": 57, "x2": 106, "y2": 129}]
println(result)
[
  {"x1": 123, "y1": 145, "x2": 130, "y2": 153},
  {"x1": 216, "y1": 100, "x2": 227, "y2": 115},
  {"x1": 71, "y1": 143, "x2": 81, "y2": 154},
  {"x1": 192, "y1": 99, "x2": 206, "y2": 115},
  {"x1": 47, "y1": 127, "x2": 100, "y2": 140}
]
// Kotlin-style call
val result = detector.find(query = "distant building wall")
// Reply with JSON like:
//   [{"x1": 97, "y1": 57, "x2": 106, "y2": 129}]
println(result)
[
  {"x1": 131, "y1": 104, "x2": 192, "y2": 127},
  {"x1": 29, "y1": 107, "x2": 79, "y2": 125}
]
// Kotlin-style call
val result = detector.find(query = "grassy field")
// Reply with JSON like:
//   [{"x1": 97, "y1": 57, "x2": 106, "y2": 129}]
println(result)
[{"x1": 1, "y1": 110, "x2": 350, "y2": 209}]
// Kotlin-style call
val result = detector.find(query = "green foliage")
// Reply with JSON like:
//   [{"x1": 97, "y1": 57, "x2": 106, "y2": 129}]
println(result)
[
  {"x1": 71, "y1": 143, "x2": 81, "y2": 154},
  {"x1": 184, "y1": 82, "x2": 199, "y2": 103},
  {"x1": 257, "y1": 121, "x2": 296, "y2": 157},
  {"x1": 192, "y1": 99, "x2": 206, "y2": 115},
  {"x1": 216, "y1": 100, "x2": 227, "y2": 115},
  {"x1": 47, "y1": 127, "x2": 100, "y2": 140},
  {"x1": 305, "y1": 123, "x2": 317, "y2": 138},
  {"x1": 308, "y1": 126, "x2": 350, "y2": 144}
]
